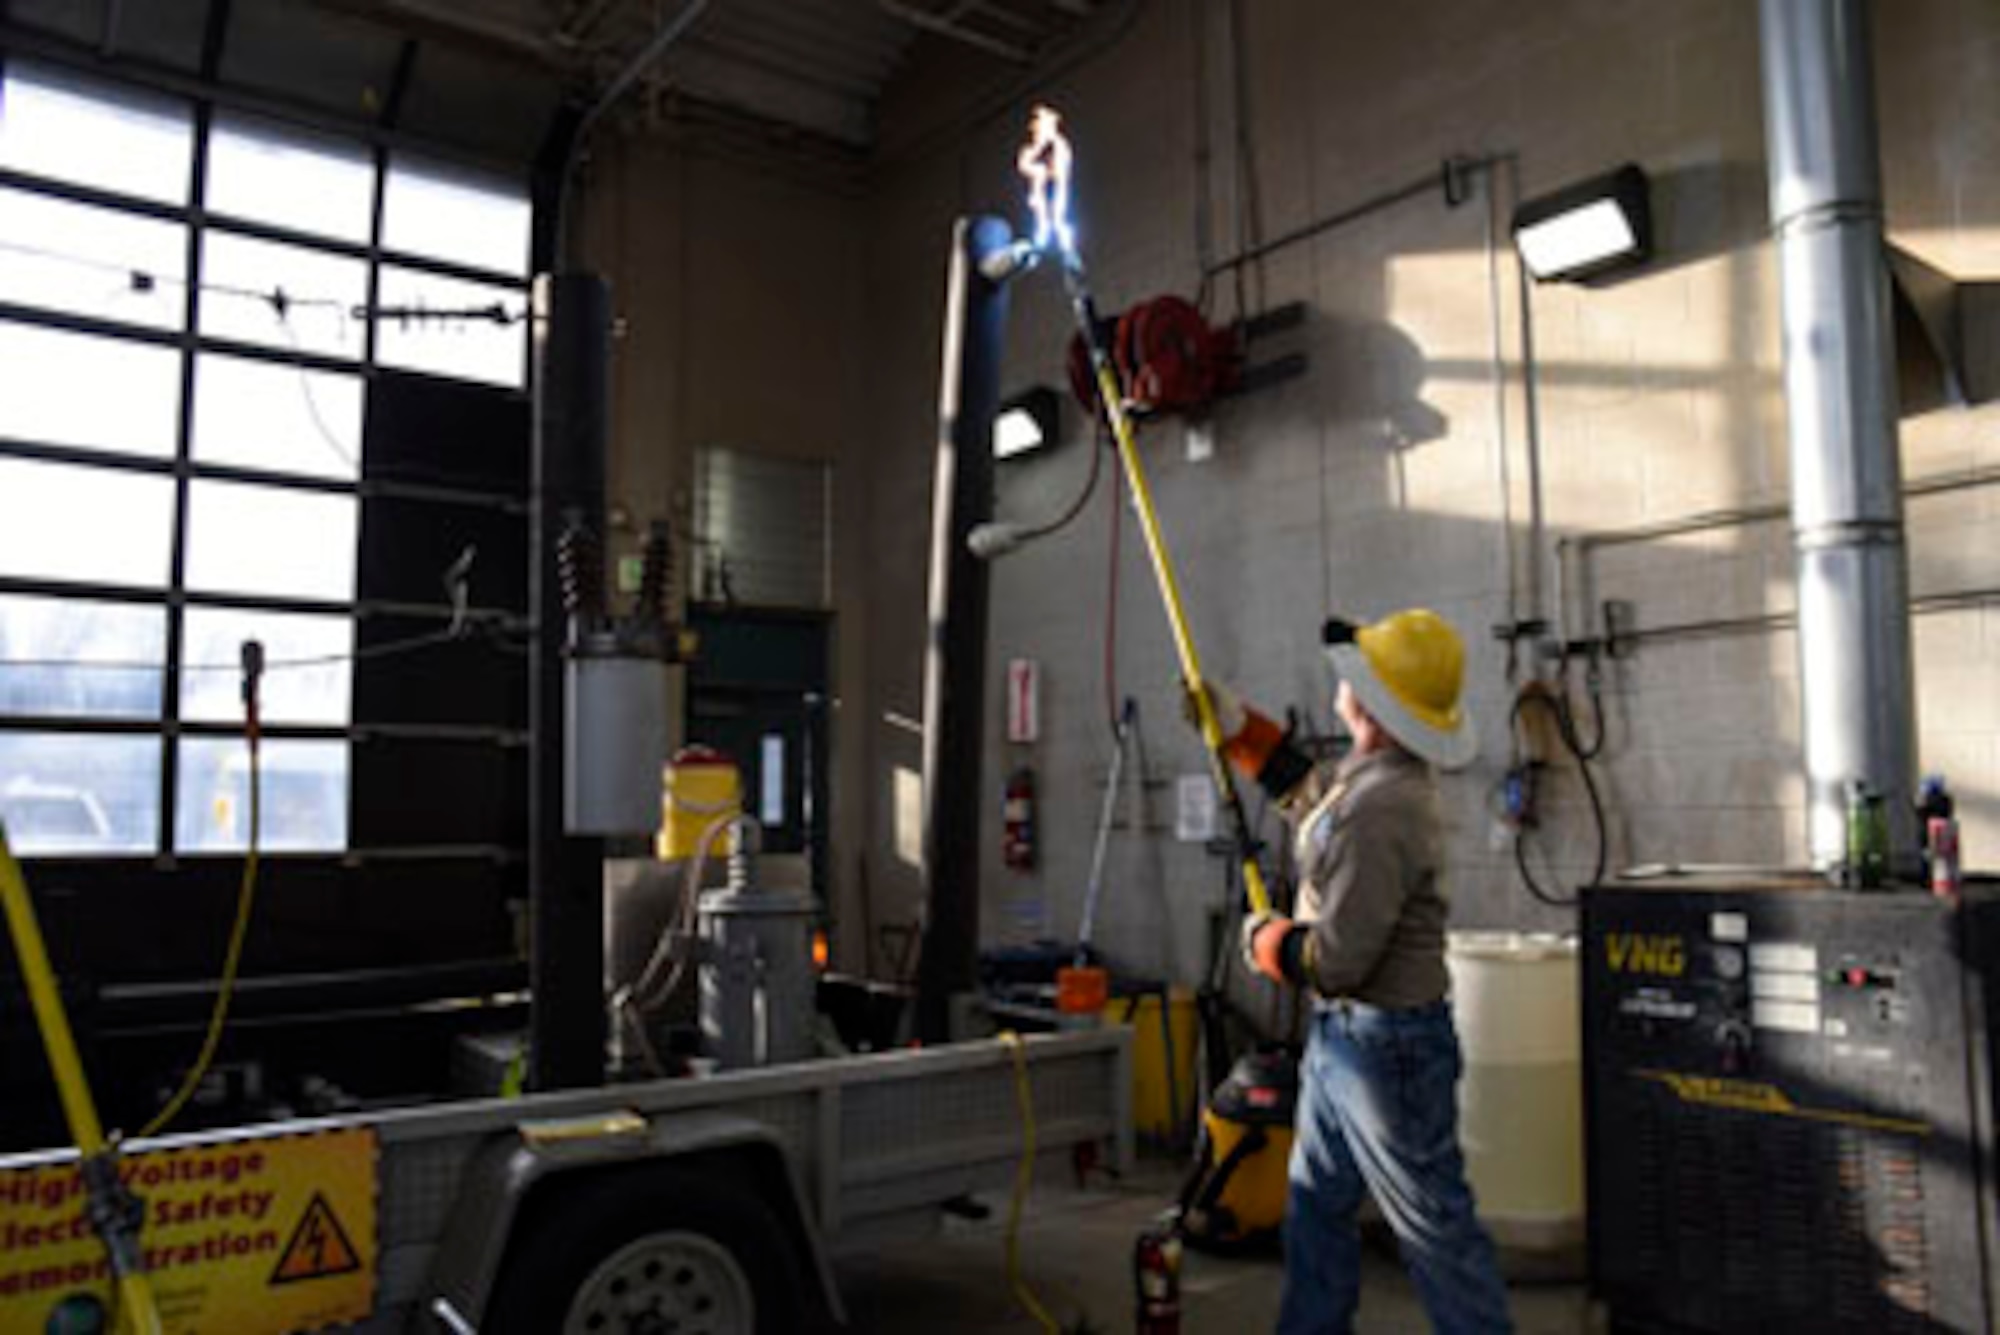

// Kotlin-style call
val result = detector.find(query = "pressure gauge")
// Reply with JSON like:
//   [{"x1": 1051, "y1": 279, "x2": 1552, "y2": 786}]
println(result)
[{"x1": 1711, "y1": 944, "x2": 1746, "y2": 981}]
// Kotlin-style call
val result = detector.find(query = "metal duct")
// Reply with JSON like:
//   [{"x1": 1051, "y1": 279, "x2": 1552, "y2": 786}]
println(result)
[
  {"x1": 914, "y1": 216, "x2": 1015, "y2": 1041},
  {"x1": 1758, "y1": 0, "x2": 1920, "y2": 872}
]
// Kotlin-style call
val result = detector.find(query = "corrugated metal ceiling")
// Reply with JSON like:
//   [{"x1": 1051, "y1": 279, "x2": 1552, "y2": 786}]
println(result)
[
  {"x1": 553, "y1": 0, "x2": 1094, "y2": 147},
  {"x1": 0, "y1": 0, "x2": 1094, "y2": 158}
]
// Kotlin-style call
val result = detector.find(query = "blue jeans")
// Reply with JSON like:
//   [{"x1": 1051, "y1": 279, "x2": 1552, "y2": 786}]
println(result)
[{"x1": 1277, "y1": 1001, "x2": 1512, "y2": 1335}]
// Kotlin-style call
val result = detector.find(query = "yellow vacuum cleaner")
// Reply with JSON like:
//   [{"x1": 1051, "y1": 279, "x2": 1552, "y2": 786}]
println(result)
[{"x1": 1172, "y1": 1047, "x2": 1298, "y2": 1253}]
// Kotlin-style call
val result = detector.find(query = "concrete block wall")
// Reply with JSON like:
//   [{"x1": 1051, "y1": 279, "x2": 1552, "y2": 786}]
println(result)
[{"x1": 853, "y1": 0, "x2": 2000, "y2": 995}]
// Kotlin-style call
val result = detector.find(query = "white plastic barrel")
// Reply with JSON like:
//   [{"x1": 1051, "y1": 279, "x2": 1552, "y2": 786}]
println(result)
[{"x1": 1447, "y1": 931, "x2": 1584, "y2": 1275}]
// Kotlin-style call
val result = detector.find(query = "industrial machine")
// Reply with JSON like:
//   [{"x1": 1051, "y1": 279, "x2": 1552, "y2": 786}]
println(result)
[
  {"x1": 1577, "y1": 1, "x2": 1993, "y2": 1327},
  {"x1": 1582, "y1": 877, "x2": 1998, "y2": 1332}
]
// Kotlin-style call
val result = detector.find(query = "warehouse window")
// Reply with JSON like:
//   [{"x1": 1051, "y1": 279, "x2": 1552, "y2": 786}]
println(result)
[
  {"x1": 0, "y1": 322, "x2": 181, "y2": 456},
  {"x1": 0, "y1": 595, "x2": 165, "y2": 720},
  {"x1": 184, "y1": 481, "x2": 360, "y2": 602},
  {"x1": 382, "y1": 155, "x2": 531, "y2": 275},
  {"x1": 206, "y1": 114, "x2": 375, "y2": 244},
  {"x1": 191, "y1": 353, "x2": 363, "y2": 480},
  {"x1": 199, "y1": 231, "x2": 370, "y2": 359},
  {"x1": 0, "y1": 64, "x2": 192, "y2": 203},
  {"x1": 0, "y1": 733, "x2": 161, "y2": 856},
  {"x1": 0, "y1": 187, "x2": 187, "y2": 328},
  {"x1": 0, "y1": 459, "x2": 176, "y2": 586},
  {"x1": 374, "y1": 266, "x2": 527, "y2": 387},
  {"x1": 0, "y1": 59, "x2": 532, "y2": 857}
]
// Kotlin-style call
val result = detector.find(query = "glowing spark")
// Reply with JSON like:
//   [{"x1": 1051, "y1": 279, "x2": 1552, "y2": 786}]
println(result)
[{"x1": 1017, "y1": 105, "x2": 1075, "y2": 258}]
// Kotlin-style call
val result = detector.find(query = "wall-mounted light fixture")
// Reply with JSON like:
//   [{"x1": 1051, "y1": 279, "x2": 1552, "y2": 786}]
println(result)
[
  {"x1": 994, "y1": 385, "x2": 1061, "y2": 459},
  {"x1": 1512, "y1": 163, "x2": 1652, "y2": 283}
]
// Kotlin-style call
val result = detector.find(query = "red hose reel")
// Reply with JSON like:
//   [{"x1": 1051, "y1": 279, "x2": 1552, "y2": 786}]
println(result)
[{"x1": 1068, "y1": 295, "x2": 1241, "y2": 420}]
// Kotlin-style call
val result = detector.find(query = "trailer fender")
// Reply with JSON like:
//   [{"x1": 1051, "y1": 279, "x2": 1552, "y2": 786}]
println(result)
[{"x1": 422, "y1": 1107, "x2": 844, "y2": 1330}]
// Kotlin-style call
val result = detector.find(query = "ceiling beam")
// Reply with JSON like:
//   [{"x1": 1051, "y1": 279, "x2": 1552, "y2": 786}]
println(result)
[
  {"x1": 308, "y1": 0, "x2": 567, "y2": 73},
  {"x1": 554, "y1": 0, "x2": 626, "y2": 48},
  {"x1": 875, "y1": 0, "x2": 1028, "y2": 61},
  {"x1": 669, "y1": 44, "x2": 872, "y2": 145}
]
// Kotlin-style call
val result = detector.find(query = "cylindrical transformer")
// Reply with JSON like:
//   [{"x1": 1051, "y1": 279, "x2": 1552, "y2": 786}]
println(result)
[
  {"x1": 699, "y1": 822, "x2": 817, "y2": 1069},
  {"x1": 565, "y1": 642, "x2": 672, "y2": 836}
]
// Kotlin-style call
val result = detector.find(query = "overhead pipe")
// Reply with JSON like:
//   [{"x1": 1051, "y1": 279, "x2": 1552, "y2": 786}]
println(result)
[
  {"x1": 553, "y1": 0, "x2": 713, "y2": 264},
  {"x1": 1758, "y1": 0, "x2": 1919, "y2": 873}
]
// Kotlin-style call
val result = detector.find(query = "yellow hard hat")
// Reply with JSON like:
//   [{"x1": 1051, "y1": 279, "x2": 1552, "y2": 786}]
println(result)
[{"x1": 1323, "y1": 610, "x2": 1477, "y2": 770}]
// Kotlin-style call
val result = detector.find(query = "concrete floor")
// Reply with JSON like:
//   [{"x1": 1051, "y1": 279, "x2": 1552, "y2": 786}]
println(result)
[{"x1": 837, "y1": 1162, "x2": 1593, "y2": 1333}]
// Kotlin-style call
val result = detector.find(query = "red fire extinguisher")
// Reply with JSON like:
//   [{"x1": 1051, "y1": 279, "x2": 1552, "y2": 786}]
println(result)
[
  {"x1": 1003, "y1": 766, "x2": 1037, "y2": 871},
  {"x1": 1134, "y1": 1225, "x2": 1183, "y2": 1333}
]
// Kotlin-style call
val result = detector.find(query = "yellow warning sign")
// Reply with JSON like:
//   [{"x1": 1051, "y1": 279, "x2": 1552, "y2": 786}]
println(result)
[
  {"x1": 270, "y1": 1193, "x2": 361, "y2": 1286},
  {"x1": 0, "y1": 1125, "x2": 377, "y2": 1335}
]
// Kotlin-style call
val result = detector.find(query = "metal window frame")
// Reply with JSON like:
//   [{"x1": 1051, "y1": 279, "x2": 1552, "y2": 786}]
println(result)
[{"x1": 0, "y1": 52, "x2": 534, "y2": 861}]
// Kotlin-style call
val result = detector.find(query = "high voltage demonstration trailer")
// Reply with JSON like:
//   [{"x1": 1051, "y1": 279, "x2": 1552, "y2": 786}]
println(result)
[
  {"x1": 0, "y1": 1030, "x2": 1131, "y2": 1333},
  {"x1": 1, "y1": 101, "x2": 1154, "y2": 1335}
]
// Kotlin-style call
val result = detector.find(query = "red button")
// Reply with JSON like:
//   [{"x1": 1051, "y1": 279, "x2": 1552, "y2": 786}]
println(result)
[{"x1": 1846, "y1": 967, "x2": 1869, "y2": 987}]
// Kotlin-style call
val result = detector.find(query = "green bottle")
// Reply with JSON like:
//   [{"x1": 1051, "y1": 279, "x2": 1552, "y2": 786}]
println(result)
[{"x1": 1845, "y1": 781, "x2": 1889, "y2": 889}]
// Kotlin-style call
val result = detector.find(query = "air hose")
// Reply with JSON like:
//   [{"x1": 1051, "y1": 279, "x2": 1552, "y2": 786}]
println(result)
[{"x1": 1507, "y1": 672, "x2": 1609, "y2": 909}]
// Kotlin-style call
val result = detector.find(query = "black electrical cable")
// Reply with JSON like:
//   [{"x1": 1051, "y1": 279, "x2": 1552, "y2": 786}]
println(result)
[
  {"x1": 1508, "y1": 684, "x2": 1609, "y2": 908},
  {"x1": 1014, "y1": 421, "x2": 1109, "y2": 549},
  {"x1": 1570, "y1": 669, "x2": 1609, "y2": 761},
  {"x1": 1103, "y1": 433, "x2": 1123, "y2": 740},
  {"x1": 0, "y1": 621, "x2": 500, "y2": 676}
]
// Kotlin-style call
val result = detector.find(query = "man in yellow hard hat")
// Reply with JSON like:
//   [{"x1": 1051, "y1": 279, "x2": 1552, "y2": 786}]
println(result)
[{"x1": 1202, "y1": 610, "x2": 1511, "y2": 1334}]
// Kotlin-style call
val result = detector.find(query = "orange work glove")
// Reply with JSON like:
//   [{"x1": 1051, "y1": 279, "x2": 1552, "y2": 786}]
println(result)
[
  {"x1": 1241, "y1": 911, "x2": 1301, "y2": 986},
  {"x1": 1184, "y1": 682, "x2": 1288, "y2": 781}
]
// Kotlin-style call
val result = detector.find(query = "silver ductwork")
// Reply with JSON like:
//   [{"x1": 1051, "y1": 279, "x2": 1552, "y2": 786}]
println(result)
[{"x1": 1758, "y1": 0, "x2": 1919, "y2": 872}]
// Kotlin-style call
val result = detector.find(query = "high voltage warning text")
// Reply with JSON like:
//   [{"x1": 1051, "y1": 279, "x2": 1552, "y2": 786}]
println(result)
[{"x1": 0, "y1": 1126, "x2": 378, "y2": 1335}]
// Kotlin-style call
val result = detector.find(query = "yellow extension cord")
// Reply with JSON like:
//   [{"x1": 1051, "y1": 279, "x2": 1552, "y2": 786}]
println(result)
[
  {"x1": 139, "y1": 734, "x2": 260, "y2": 1139},
  {"x1": 999, "y1": 1030, "x2": 1063, "y2": 1335}
]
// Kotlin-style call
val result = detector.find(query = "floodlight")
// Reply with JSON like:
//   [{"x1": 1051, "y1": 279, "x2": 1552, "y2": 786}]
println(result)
[
  {"x1": 993, "y1": 386, "x2": 1060, "y2": 460},
  {"x1": 1513, "y1": 164, "x2": 1652, "y2": 283}
]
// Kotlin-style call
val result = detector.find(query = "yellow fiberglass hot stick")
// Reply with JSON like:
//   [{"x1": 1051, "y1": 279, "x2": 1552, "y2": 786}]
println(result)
[
  {"x1": 1016, "y1": 104, "x2": 1274, "y2": 917},
  {"x1": 1076, "y1": 316, "x2": 1272, "y2": 917},
  {"x1": 0, "y1": 821, "x2": 164, "y2": 1334}
]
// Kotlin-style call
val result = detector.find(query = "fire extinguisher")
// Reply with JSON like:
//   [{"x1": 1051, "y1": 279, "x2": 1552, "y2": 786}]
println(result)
[
  {"x1": 1133, "y1": 1225, "x2": 1183, "y2": 1333},
  {"x1": 1003, "y1": 766, "x2": 1037, "y2": 871}
]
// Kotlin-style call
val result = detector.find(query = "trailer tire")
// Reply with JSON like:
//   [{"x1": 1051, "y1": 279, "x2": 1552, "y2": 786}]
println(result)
[{"x1": 484, "y1": 1163, "x2": 807, "y2": 1335}]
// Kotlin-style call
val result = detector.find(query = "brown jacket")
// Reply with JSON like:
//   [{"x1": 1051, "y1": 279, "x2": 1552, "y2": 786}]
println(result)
[{"x1": 1283, "y1": 746, "x2": 1451, "y2": 1008}]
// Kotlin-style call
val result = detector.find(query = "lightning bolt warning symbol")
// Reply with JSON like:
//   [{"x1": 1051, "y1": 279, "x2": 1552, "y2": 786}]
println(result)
[{"x1": 270, "y1": 1191, "x2": 362, "y2": 1285}]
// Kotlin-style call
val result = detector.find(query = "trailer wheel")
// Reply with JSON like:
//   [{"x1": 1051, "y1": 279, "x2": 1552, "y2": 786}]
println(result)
[{"x1": 485, "y1": 1164, "x2": 806, "y2": 1335}]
